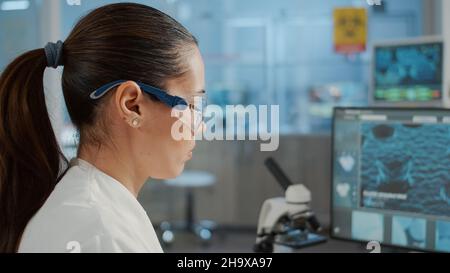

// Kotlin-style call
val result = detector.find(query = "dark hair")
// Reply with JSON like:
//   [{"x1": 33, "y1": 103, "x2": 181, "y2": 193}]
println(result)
[{"x1": 0, "y1": 3, "x2": 198, "y2": 252}]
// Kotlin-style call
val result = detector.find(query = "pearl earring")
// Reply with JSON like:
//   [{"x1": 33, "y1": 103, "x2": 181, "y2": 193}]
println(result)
[{"x1": 131, "y1": 118, "x2": 140, "y2": 127}]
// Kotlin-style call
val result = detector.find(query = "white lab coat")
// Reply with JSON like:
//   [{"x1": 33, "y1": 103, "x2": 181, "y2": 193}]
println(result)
[{"x1": 18, "y1": 158, "x2": 163, "y2": 253}]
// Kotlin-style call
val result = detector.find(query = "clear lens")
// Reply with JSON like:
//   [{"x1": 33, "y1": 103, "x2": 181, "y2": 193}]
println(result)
[
  {"x1": 171, "y1": 95, "x2": 206, "y2": 137},
  {"x1": 190, "y1": 96, "x2": 207, "y2": 132},
  {"x1": 191, "y1": 96, "x2": 207, "y2": 114}
]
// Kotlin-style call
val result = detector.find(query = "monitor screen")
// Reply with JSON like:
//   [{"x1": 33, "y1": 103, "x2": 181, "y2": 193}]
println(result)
[
  {"x1": 331, "y1": 107, "x2": 450, "y2": 252},
  {"x1": 373, "y1": 41, "x2": 443, "y2": 103}
]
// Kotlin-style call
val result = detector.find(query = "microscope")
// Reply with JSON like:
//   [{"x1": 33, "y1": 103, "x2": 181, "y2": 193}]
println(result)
[{"x1": 254, "y1": 157, "x2": 327, "y2": 253}]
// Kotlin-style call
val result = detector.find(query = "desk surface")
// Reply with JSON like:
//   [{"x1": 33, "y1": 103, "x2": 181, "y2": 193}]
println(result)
[
  {"x1": 163, "y1": 229, "x2": 415, "y2": 253},
  {"x1": 273, "y1": 238, "x2": 364, "y2": 253}
]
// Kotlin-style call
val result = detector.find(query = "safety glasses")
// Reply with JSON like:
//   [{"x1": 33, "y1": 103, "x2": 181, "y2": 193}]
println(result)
[{"x1": 90, "y1": 80, "x2": 206, "y2": 133}]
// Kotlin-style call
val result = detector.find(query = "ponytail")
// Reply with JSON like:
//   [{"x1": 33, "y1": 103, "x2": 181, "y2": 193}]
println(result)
[{"x1": 0, "y1": 49, "x2": 67, "y2": 252}]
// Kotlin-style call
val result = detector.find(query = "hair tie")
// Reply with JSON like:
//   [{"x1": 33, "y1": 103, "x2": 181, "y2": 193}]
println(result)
[{"x1": 44, "y1": 40, "x2": 64, "y2": 68}]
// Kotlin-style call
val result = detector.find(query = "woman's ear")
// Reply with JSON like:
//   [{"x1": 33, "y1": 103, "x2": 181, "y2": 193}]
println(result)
[{"x1": 114, "y1": 81, "x2": 144, "y2": 128}]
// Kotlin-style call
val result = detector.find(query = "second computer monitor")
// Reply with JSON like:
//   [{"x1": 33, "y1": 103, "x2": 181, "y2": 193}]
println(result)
[{"x1": 371, "y1": 37, "x2": 444, "y2": 107}]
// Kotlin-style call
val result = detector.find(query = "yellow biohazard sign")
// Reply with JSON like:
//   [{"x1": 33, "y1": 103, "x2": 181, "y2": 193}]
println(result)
[{"x1": 333, "y1": 8, "x2": 367, "y2": 54}]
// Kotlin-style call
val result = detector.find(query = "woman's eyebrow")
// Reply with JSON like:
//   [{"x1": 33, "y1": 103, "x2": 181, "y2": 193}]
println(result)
[{"x1": 194, "y1": 89, "x2": 206, "y2": 96}]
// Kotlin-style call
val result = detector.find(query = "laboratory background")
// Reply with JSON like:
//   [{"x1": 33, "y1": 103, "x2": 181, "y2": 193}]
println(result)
[{"x1": 1, "y1": 0, "x2": 450, "y2": 253}]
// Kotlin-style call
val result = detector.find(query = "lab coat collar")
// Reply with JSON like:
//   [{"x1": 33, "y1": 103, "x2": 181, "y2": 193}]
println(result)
[{"x1": 68, "y1": 157, "x2": 141, "y2": 203}]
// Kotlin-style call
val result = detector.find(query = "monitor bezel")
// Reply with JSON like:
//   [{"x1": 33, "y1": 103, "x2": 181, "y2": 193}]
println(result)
[
  {"x1": 330, "y1": 106, "x2": 450, "y2": 253},
  {"x1": 370, "y1": 36, "x2": 445, "y2": 107}
]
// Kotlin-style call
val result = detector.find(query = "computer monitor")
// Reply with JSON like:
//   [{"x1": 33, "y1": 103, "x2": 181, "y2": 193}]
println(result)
[
  {"x1": 371, "y1": 37, "x2": 444, "y2": 106},
  {"x1": 331, "y1": 107, "x2": 450, "y2": 252}
]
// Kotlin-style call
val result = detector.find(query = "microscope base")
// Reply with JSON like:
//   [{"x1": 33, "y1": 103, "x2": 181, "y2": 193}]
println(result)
[{"x1": 275, "y1": 230, "x2": 327, "y2": 249}]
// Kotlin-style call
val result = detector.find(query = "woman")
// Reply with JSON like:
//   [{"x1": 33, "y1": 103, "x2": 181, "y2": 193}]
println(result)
[{"x1": 0, "y1": 3, "x2": 205, "y2": 253}]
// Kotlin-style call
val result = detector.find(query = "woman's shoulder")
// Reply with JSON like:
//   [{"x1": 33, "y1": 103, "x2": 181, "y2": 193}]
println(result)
[{"x1": 18, "y1": 165, "x2": 110, "y2": 252}]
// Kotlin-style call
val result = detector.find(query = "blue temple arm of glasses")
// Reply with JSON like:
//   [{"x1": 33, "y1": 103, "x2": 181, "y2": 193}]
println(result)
[
  {"x1": 90, "y1": 80, "x2": 126, "y2": 99},
  {"x1": 90, "y1": 80, "x2": 188, "y2": 108},
  {"x1": 136, "y1": 82, "x2": 188, "y2": 108}
]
